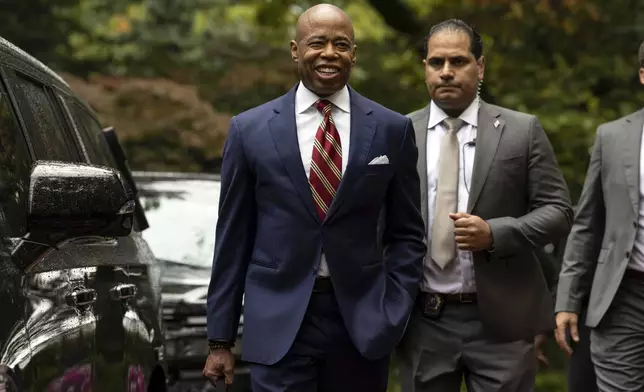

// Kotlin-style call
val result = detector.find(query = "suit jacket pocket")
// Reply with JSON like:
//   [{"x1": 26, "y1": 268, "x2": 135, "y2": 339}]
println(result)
[
  {"x1": 249, "y1": 259, "x2": 278, "y2": 269},
  {"x1": 495, "y1": 153, "x2": 523, "y2": 161},
  {"x1": 597, "y1": 245, "x2": 613, "y2": 264},
  {"x1": 364, "y1": 164, "x2": 393, "y2": 176}
]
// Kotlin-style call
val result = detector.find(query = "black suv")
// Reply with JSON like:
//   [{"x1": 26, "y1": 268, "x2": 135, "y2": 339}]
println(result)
[{"x1": 0, "y1": 37, "x2": 167, "y2": 390}]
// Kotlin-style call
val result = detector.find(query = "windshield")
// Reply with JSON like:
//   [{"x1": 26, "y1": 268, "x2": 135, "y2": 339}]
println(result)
[{"x1": 136, "y1": 177, "x2": 220, "y2": 268}]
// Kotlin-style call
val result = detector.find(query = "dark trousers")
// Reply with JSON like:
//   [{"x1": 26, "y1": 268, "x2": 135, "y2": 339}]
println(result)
[
  {"x1": 249, "y1": 290, "x2": 390, "y2": 392},
  {"x1": 397, "y1": 301, "x2": 535, "y2": 392},
  {"x1": 591, "y1": 272, "x2": 644, "y2": 392},
  {"x1": 568, "y1": 307, "x2": 597, "y2": 392}
]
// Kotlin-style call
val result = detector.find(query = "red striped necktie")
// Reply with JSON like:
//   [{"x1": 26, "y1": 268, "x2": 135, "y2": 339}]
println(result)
[{"x1": 309, "y1": 99, "x2": 343, "y2": 220}]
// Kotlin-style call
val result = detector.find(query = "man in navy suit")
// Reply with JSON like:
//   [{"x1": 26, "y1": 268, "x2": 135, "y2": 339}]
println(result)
[{"x1": 202, "y1": 3, "x2": 426, "y2": 392}]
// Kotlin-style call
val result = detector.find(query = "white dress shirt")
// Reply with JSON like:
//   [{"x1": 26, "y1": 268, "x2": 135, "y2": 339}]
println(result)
[
  {"x1": 295, "y1": 82, "x2": 351, "y2": 277},
  {"x1": 629, "y1": 123, "x2": 644, "y2": 272},
  {"x1": 423, "y1": 97, "x2": 479, "y2": 293}
]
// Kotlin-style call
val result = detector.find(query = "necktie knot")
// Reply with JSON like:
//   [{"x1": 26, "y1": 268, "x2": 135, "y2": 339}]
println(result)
[
  {"x1": 315, "y1": 99, "x2": 333, "y2": 115},
  {"x1": 443, "y1": 117, "x2": 464, "y2": 133}
]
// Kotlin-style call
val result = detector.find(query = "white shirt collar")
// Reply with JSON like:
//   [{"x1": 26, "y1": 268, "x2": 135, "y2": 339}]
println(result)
[
  {"x1": 295, "y1": 81, "x2": 351, "y2": 114},
  {"x1": 428, "y1": 96, "x2": 479, "y2": 130}
]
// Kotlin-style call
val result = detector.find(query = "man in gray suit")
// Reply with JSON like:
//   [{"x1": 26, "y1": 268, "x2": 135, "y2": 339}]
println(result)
[
  {"x1": 396, "y1": 19, "x2": 573, "y2": 391},
  {"x1": 555, "y1": 40, "x2": 644, "y2": 391}
]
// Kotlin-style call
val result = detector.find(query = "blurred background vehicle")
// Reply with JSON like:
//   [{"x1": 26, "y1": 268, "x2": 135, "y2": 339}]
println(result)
[{"x1": 134, "y1": 171, "x2": 250, "y2": 391}]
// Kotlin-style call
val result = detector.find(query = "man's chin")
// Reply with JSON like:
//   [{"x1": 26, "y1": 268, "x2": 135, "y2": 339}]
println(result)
[
  {"x1": 433, "y1": 97, "x2": 463, "y2": 109},
  {"x1": 309, "y1": 80, "x2": 347, "y2": 97}
]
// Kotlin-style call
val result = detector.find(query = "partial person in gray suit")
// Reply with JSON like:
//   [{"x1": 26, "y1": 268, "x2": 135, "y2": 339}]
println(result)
[
  {"x1": 396, "y1": 19, "x2": 573, "y2": 392},
  {"x1": 555, "y1": 40, "x2": 644, "y2": 392}
]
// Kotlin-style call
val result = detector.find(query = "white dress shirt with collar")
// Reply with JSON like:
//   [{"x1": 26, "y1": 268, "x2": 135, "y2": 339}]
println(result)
[
  {"x1": 295, "y1": 81, "x2": 351, "y2": 277},
  {"x1": 423, "y1": 97, "x2": 479, "y2": 293}
]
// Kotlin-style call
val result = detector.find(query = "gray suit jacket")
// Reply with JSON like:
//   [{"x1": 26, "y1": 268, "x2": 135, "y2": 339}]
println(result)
[
  {"x1": 409, "y1": 101, "x2": 573, "y2": 341},
  {"x1": 556, "y1": 109, "x2": 644, "y2": 327}
]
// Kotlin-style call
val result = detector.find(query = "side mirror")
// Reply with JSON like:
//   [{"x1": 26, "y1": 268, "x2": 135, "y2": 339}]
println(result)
[{"x1": 27, "y1": 161, "x2": 135, "y2": 238}]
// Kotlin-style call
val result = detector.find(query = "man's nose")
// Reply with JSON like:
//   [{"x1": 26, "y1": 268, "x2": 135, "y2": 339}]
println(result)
[
  {"x1": 321, "y1": 42, "x2": 338, "y2": 58},
  {"x1": 439, "y1": 63, "x2": 455, "y2": 79}
]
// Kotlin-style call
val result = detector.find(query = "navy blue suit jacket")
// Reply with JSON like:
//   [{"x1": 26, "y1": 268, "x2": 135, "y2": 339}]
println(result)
[{"x1": 206, "y1": 84, "x2": 426, "y2": 365}]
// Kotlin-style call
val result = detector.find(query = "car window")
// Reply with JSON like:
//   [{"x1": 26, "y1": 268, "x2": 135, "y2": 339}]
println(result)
[
  {"x1": 10, "y1": 72, "x2": 80, "y2": 161},
  {"x1": 137, "y1": 178, "x2": 220, "y2": 268},
  {"x1": 0, "y1": 91, "x2": 32, "y2": 237},
  {"x1": 64, "y1": 97, "x2": 115, "y2": 167}
]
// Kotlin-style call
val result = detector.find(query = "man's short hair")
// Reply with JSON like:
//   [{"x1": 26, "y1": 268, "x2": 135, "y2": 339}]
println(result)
[
  {"x1": 424, "y1": 19, "x2": 483, "y2": 60},
  {"x1": 639, "y1": 39, "x2": 644, "y2": 67}
]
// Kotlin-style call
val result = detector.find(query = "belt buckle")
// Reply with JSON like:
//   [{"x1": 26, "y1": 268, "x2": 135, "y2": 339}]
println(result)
[
  {"x1": 427, "y1": 293, "x2": 444, "y2": 311},
  {"x1": 459, "y1": 293, "x2": 473, "y2": 303},
  {"x1": 421, "y1": 293, "x2": 445, "y2": 320}
]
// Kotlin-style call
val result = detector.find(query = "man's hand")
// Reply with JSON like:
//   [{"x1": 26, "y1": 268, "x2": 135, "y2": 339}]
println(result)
[
  {"x1": 203, "y1": 348, "x2": 235, "y2": 386},
  {"x1": 534, "y1": 333, "x2": 549, "y2": 368},
  {"x1": 554, "y1": 312, "x2": 579, "y2": 356},
  {"x1": 449, "y1": 212, "x2": 493, "y2": 252}
]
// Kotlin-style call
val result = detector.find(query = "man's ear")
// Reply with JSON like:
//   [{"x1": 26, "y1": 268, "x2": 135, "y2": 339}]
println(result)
[
  {"x1": 351, "y1": 45, "x2": 357, "y2": 66},
  {"x1": 477, "y1": 55, "x2": 485, "y2": 82},
  {"x1": 290, "y1": 40, "x2": 298, "y2": 63}
]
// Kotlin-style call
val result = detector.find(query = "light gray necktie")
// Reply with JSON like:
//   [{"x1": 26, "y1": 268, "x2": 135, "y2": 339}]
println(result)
[{"x1": 431, "y1": 117, "x2": 464, "y2": 269}]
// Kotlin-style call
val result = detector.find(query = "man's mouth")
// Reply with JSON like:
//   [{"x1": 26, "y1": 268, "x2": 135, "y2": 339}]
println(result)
[{"x1": 316, "y1": 66, "x2": 340, "y2": 77}]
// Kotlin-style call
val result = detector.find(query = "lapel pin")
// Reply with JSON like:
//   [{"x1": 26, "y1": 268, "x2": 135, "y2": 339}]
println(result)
[{"x1": 494, "y1": 119, "x2": 500, "y2": 128}]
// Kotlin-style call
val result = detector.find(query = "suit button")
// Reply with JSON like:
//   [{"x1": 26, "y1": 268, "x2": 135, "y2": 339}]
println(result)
[
  {"x1": 626, "y1": 251, "x2": 631, "y2": 259},
  {"x1": 634, "y1": 221, "x2": 638, "y2": 228}
]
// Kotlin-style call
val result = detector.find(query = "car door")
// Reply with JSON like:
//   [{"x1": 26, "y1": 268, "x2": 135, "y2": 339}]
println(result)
[
  {"x1": 0, "y1": 77, "x2": 35, "y2": 391},
  {"x1": 3, "y1": 68, "x2": 97, "y2": 392},
  {"x1": 61, "y1": 96, "x2": 165, "y2": 392}
]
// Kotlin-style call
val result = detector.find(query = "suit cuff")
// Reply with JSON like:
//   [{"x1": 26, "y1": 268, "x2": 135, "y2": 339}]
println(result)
[
  {"x1": 554, "y1": 275, "x2": 583, "y2": 314},
  {"x1": 486, "y1": 217, "x2": 519, "y2": 257}
]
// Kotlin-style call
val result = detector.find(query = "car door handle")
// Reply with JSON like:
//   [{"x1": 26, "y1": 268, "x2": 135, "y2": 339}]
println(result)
[
  {"x1": 65, "y1": 288, "x2": 97, "y2": 307},
  {"x1": 109, "y1": 283, "x2": 137, "y2": 300}
]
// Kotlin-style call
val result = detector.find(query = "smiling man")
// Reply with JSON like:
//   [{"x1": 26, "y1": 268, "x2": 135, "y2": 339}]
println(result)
[
  {"x1": 396, "y1": 19, "x2": 573, "y2": 392},
  {"x1": 202, "y1": 4, "x2": 426, "y2": 392}
]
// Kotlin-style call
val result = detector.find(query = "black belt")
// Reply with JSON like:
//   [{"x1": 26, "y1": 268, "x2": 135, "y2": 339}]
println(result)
[
  {"x1": 419, "y1": 291, "x2": 477, "y2": 306},
  {"x1": 625, "y1": 268, "x2": 644, "y2": 280},
  {"x1": 417, "y1": 291, "x2": 476, "y2": 320},
  {"x1": 313, "y1": 277, "x2": 333, "y2": 293}
]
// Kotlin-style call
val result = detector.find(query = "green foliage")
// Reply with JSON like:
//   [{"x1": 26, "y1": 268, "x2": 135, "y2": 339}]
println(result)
[{"x1": 5, "y1": 0, "x2": 644, "y2": 196}]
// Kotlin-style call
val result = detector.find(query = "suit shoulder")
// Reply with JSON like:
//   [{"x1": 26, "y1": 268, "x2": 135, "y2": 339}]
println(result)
[
  {"x1": 491, "y1": 104, "x2": 537, "y2": 124},
  {"x1": 596, "y1": 110, "x2": 643, "y2": 135},
  {"x1": 360, "y1": 96, "x2": 408, "y2": 124},
  {"x1": 234, "y1": 96, "x2": 282, "y2": 122},
  {"x1": 407, "y1": 107, "x2": 428, "y2": 121}
]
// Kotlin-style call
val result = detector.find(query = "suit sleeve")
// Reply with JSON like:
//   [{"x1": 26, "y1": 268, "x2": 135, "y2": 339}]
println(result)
[
  {"x1": 486, "y1": 116, "x2": 574, "y2": 257},
  {"x1": 206, "y1": 116, "x2": 256, "y2": 342},
  {"x1": 555, "y1": 128, "x2": 605, "y2": 314},
  {"x1": 383, "y1": 118, "x2": 427, "y2": 304}
]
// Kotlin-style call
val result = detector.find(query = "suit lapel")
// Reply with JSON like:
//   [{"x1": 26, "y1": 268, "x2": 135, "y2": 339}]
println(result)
[
  {"x1": 268, "y1": 86, "x2": 320, "y2": 222},
  {"x1": 622, "y1": 109, "x2": 644, "y2": 214},
  {"x1": 325, "y1": 87, "x2": 377, "y2": 221},
  {"x1": 467, "y1": 102, "x2": 504, "y2": 212},
  {"x1": 412, "y1": 105, "x2": 430, "y2": 223}
]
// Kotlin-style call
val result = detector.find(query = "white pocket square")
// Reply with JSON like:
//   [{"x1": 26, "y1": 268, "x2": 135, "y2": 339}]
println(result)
[{"x1": 368, "y1": 155, "x2": 389, "y2": 165}]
